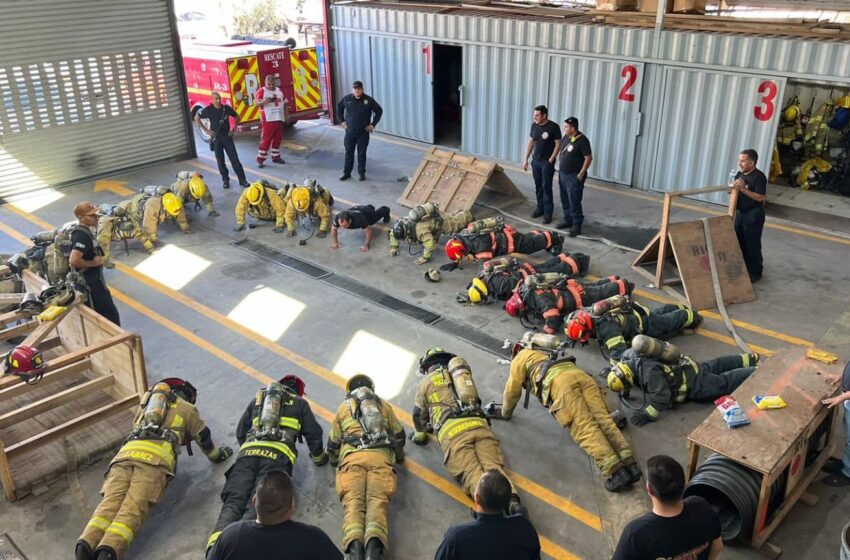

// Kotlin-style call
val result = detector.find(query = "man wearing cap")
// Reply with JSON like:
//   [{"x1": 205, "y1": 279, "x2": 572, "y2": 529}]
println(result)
[
  {"x1": 337, "y1": 81, "x2": 383, "y2": 182},
  {"x1": 557, "y1": 117, "x2": 592, "y2": 237}
]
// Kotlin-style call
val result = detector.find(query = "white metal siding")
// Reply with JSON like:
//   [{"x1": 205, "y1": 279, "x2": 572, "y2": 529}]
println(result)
[
  {"x1": 0, "y1": 0, "x2": 192, "y2": 198},
  {"x1": 332, "y1": 29, "x2": 372, "y2": 107},
  {"x1": 369, "y1": 36, "x2": 433, "y2": 143},
  {"x1": 547, "y1": 56, "x2": 644, "y2": 185},
  {"x1": 650, "y1": 68, "x2": 786, "y2": 204}
]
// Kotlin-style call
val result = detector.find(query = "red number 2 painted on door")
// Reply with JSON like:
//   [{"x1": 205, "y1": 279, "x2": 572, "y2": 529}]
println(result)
[
  {"x1": 754, "y1": 80, "x2": 777, "y2": 121},
  {"x1": 619, "y1": 65, "x2": 637, "y2": 102}
]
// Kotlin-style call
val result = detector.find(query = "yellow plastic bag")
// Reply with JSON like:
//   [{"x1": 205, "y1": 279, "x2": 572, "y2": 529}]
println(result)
[
  {"x1": 752, "y1": 395, "x2": 787, "y2": 410},
  {"x1": 36, "y1": 305, "x2": 66, "y2": 321},
  {"x1": 807, "y1": 347, "x2": 838, "y2": 364}
]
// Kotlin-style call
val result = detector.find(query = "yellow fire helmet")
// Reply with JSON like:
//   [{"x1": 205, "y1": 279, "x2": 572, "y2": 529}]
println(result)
[
  {"x1": 291, "y1": 187, "x2": 311, "y2": 213},
  {"x1": 607, "y1": 362, "x2": 635, "y2": 393},
  {"x1": 188, "y1": 175, "x2": 207, "y2": 200},
  {"x1": 782, "y1": 105, "x2": 799, "y2": 123},
  {"x1": 161, "y1": 192, "x2": 184, "y2": 217},
  {"x1": 246, "y1": 182, "x2": 266, "y2": 206},
  {"x1": 467, "y1": 277, "x2": 489, "y2": 304}
]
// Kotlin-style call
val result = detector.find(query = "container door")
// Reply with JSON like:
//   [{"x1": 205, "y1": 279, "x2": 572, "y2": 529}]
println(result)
[
  {"x1": 256, "y1": 47, "x2": 294, "y2": 112},
  {"x1": 548, "y1": 56, "x2": 644, "y2": 185},
  {"x1": 370, "y1": 36, "x2": 434, "y2": 143},
  {"x1": 651, "y1": 68, "x2": 786, "y2": 204},
  {"x1": 227, "y1": 55, "x2": 261, "y2": 124}
]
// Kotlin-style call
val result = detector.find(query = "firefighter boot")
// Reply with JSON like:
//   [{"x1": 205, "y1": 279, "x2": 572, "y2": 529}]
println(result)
[
  {"x1": 94, "y1": 546, "x2": 117, "y2": 560},
  {"x1": 507, "y1": 494, "x2": 529, "y2": 517},
  {"x1": 365, "y1": 538, "x2": 384, "y2": 560},
  {"x1": 549, "y1": 233, "x2": 564, "y2": 256},
  {"x1": 347, "y1": 540, "x2": 365, "y2": 560},
  {"x1": 605, "y1": 466, "x2": 633, "y2": 493},
  {"x1": 75, "y1": 541, "x2": 94, "y2": 560},
  {"x1": 627, "y1": 462, "x2": 643, "y2": 484}
]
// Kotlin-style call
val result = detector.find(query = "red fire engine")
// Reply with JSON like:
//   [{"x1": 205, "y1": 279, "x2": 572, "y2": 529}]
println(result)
[{"x1": 182, "y1": 40, "x2": 324, "y2": 140}]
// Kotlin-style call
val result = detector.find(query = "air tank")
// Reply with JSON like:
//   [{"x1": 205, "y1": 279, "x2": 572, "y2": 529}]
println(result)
[
  {"x1": 631, "y1": 335, "x2": 681, "y2": 363},
  {"x1": 447, "y1": 357, "x2": 479, "y2": 407}
]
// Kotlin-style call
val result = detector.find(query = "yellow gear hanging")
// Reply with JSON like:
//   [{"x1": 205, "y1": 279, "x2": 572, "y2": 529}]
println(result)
[
  {"x1": 246, "y1": 182, "x2": 266, "y2": 205},
  {"x1": 188, "y1": 176, "x2": 208, "y2": 200},
  {"x1": 161, "y1": 193, "x2": 183, "y2": 217}
]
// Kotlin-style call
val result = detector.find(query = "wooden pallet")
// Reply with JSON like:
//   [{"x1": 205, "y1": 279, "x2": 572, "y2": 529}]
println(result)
[{"x1": 0, "y1": 271, "x2": 146, "y2": 501}]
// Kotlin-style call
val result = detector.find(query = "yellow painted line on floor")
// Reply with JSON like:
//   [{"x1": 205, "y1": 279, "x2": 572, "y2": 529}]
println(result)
[
  {"x1": 0, "y1": 207, "x2": 604, "y2": 538},
  {"x1": 0, "y1": 220, "x2": 33, "y2": 245}
]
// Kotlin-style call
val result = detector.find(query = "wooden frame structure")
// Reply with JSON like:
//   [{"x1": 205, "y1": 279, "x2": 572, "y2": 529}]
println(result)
[
  {"x1": 0, "y1": 271, "x2": 146, "y2": 501},
  {"x1": 686, "y1": 347, "x2": 844, "y2": 557}
]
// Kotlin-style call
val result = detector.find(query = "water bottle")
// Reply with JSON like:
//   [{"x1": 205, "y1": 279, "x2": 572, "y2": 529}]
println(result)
[{"x1": 727, "y1": 169, "x2": 738, "y2": 187}]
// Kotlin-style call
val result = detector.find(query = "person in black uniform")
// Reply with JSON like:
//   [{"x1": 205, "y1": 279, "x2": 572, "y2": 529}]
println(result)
[
  {"x1": 195, "y1": 92, "x2": 249, "y2": 189},
  {"x1": 556, "y1": 117, "x2": 593, "y2": 237},
  {"x1": 330, "y1": 204, "x2": 391, "y2": 252},
  {"x1": 732, "y1": 149, "x2": 767, "y2": 283},
  {"x1": 206, "y1": 376, "x2": 328, "y2": 554},
  {"x1": 68, "y1": 202, "x2": 121, "y2": 326},
  {"x1": 337, "y1": 81, "x2": 383, "y2": 182},
  {"x1": 523, "y1": 105, "x2": 561, "y2": 225}
]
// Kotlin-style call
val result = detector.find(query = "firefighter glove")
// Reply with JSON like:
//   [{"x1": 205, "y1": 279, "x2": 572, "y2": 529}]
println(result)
[
  {"x1": 389, "y1": 247, "x2": 399, "y2": 257},
  {"x1": 287, "y1": 230, "x2": 297, "y2": 237},
  {"x1": 272, "y1": 226, "x2": 284, "y2": 233},
  {"x1": 234, "y1": 224, "x2": 245, "y2": 232},
  {"x1": 104, "y1": 261, "x2": 115, "y2": 270},
  {"x1": 208, "y1": 210, "x2": 220, "y2": 217},
  {"x1": 316, "y1": 231, "x2": 328, "y2": 238},
  {"x1": 311, "y1": 450, "x2": 329, "y2": 467},
  {"x1": 439, "y1": 262, "x2": 459, "y2": 272},
  {"x1": 629, "y1": 411, "x2": 652, "y2": 426},
  {"x1": 410, "y1": 431, "x2": 429, "y2": 445},
  {"x1": 414, "y1": 256, "x2": 429, "y2": 265}
]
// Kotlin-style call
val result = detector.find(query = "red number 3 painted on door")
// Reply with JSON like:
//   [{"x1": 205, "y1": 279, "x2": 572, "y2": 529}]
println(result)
[
  {"x1": 754, "y1": 80, "x2": 777, "y2": 121},
  {"x1": 619, "y1": 65, "x2": 637, "y2": 102}
]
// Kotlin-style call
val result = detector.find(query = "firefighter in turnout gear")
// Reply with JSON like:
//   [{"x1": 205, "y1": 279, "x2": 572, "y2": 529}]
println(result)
[
  {"x1": 206, "y1": 375, "x2": 328, "y2": 554},
  {"x1": 96, "y1": 205, "x2": 147, "y2": 265},
  {"x1": 126, "y1": 187, "x2": 190, "y2": 246},
  {"x1": 76, "y1": 378, "x2": 232, "y2": 560},
  {"x1": 283, "y1": 178, "x2": 334, "y2": 237},
  {"x1": 170, "y1": 171, "x2": 219, "y2": 217},
  {"x1": 327, "y1": 374, "x2": 405, "y2": 560},
  {"x1": 411, "y1": 348, "x2": 527, "y2": 517},
  {"x1": 388, "y1": 203, "x2": 473, "y2": 265},
  {"x1": 506, "y1": 275, "x2": 634, "y2": 334},
  {"x1": 443, "y1": 218, "x2": 564, "y2": 268},
  {"x1": 608, "y1": 336, "x2": 758, "y2": 426},
  {"x1": 490, "y1": 333, "x2": 641, "y2": 493},
  {"x1": 565, "y1": 299, "x2": 701, "y2": 364},
  {"x1": 234, "y1": 180, "x2": 287, "y2": 232}
]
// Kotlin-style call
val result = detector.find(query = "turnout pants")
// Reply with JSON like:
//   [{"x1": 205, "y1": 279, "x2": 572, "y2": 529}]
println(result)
[
  {"x1": 343, "y1": 129, "x2": 370, "y2": 176},
  {"x1": 336, "y1": 450, "x2": 396, "y2": 551},
  {"x1": 258, "y1": 121, "x2": 284, "y2": 164},
  {"x1": 535, "y1": 253, "x2": 591, "y2": 278},
  {"x1": 79, "y1": 462, "x2": 168, "y2": 559},
  {"x1": 531, "y1": 159, "x2": 555, "y2": 217},
  {"x1": 550, "y1": 371, "x2": 633, "y2": 477},
  {"x1": 734, "y1": 207, "x2": 765, "y2": 279},
  {"x1": 208, "y1": 455, "x2": 294, "y2": 549},
  {"x1": 214, "y1": 134, "x2": 246, "y2": 185},
  {"x1": 442, "y1": 426, "x2": 515, "y2": 499},
  {"x1": 514, "y1": 230, "x2": 561, "y2": 255},
  {"x1": 689, "y1": 355, "x2": 756, "y2": 402},
  {"x1": 646, "y1": 304, "x2": 697, "y2": 338}
]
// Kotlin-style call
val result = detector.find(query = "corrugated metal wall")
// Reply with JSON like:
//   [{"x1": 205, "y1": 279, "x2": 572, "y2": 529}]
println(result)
[
  {"x1": 462, "y1": 46, "x2": 548, "y2": 163},
  {"x1": 333, "y1": 31, "x2": 372, "y2": 101},
  {"x1": 547, "y1": 56, "x2": 643, "y2": 184},
  {"x1": 370, "y1": 36, "x2": 433, "y2": 143}
]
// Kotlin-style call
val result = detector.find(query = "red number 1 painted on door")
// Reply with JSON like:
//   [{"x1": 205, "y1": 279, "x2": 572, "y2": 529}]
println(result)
[
  {"x1": 754, "y1": 80, "x2": 777, "y2": 121},
  {"x1": 619, "y1": 65, "x2": 637, "y2": 102},
  {"x1": 422, "y1": 45, "x2": 431, "y2": 75}
]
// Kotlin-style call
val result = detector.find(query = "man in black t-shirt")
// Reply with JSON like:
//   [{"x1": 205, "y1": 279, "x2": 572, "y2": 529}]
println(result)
[
  {"x1": 731, "y1": 148, "x2": 767, "y2": 283},
  {"x1": 556, "y1": 117, "x2": 593, "y2": 237},
  {"x1": 195, "y1": 92, "x2": 249, "y2": 189},
  {"x1": 208, "y1": 471, "x2": 341, "y2": 560},
  {"x1": 613, "y1": 455, "x2": 722, "y2": 560},
  {"x1": 330, "y1": 204, "x2": 390, "y2": 252},
  {"x1": 523, "y1": 105, "x2": 561, "y2": 224},
  {"x1": 68, "y1": 202, "x2": 121, "y2": 326}
]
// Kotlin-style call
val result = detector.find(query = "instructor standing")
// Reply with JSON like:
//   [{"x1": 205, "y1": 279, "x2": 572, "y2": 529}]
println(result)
[
  {"x1": 255, "y1": 74, "x2": 288, "y2": 168},
  {"x1": 337, "y1": 81, "x2": 383, "y2": 182},
  {"x1": 69, "y1": 202, "x2": 121, "y2": 326},
  {"x1": 557, "y1": 117, "x2": 592, "y2": 237},
  {"x1": 523, "y1": 105, "x2": 561, "y2": 225},
  {"x1": 732, "y1": 149, "x2": 767, "y2": 283}
]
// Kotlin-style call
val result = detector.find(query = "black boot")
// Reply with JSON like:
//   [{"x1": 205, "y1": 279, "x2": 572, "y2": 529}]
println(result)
[
  {"x1": 550, "y1": 233, "x2": 564, "y2": 255},
  {"x1": 605, "y1": 467, "x2": 633, "y2": 493},
  {"x1": 627, "y1": 462, "x2": 643, "y2": 484},
  {"x1": 75, "y1": 541, "x2": 94, "y2": 560},
  {"x1": 507, "y1": 494, "x2": 529, "y2": 517},
  {"x1": 365, "y1": 538, "x2": 384, "y2": 560},
  {"x1": 346, "y1": 540, "x2": 365, "y2": 560},
  {"x1": 94, "y1": 546, "x2": 117, "y2": 560}
]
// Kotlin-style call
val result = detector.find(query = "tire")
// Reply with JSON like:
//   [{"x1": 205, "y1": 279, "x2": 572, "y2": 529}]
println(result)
[{"x1": 192, "y1": 106, "x2": 212, "y2": 142}]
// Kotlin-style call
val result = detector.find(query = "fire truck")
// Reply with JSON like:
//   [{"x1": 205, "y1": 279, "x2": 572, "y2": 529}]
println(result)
[{"x1": 182, "y1": 40, "x2": 324, "y2": 140}]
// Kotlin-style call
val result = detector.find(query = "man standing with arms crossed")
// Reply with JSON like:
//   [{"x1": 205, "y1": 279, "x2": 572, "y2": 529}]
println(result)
[
  {"x1": 337, "y1": 81, "x2": 383, "y2": 182},
  {"x1": 195, "y1": 93, "x2": 249, "y2": 189},
  {"x1": 255, "y1": 74, "x2": 288, "y2": 168},
  {"x1": 523, "y1": 105, "x2": 561, "y2": 225}
]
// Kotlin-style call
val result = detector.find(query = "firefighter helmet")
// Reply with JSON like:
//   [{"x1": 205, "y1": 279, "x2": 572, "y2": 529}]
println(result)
[
  {"x1": 504, "y1": 292, "x2": 526, "y2": 318},
  {"x1": 424, "y1": 268, "x2": 441, "y2": 283},
  {"x1": 303, "y1": 177, "x2": 317, "y2": 188},
  {"x1": 782, "y1": 105, "x2": 799, "y2": 123},
  {"x1": 565, "y1": 309, "x2": 594, "y2": 344},
  {"x1": 116, "y1": 220, "x2": 136, "y2": 240},
  {"x1": 291, "y1": 187, "x2": 311, "y2": 213},
  {"x1": 162, "y1": 193, "x2": 183, "y2": 217},
  {"x1": 607, "y1": 362, "x2": 634, "y2": 393},
  {"x1": 467, "y1": 278, "x2": 488, "y2": 304},
  {"x1": 346, "y1": 373, "x2": 375, "y2": 393},
  {"x1": 280, "y1": 374, "x2": 306, "y2": 397},
  {"x1": 4, "y1": 345, "x2": 45, "y2": 384},
  {"x1": 39, "y1": 283, "x2": 75, "y2": 306},
  {"x1": 445, "y1": 238, "x2": 466, "y2": 262},
  {"x1": 188, "y1": 175, "x2": 208, "y2": 200},
  {"x1": 418, "y1": 347, "x2": 455, "y2": 374},
  {"x1": 392, "y1": 220, "x2": 410, "y2": 241},
  {"x1": 246, "y1": 182, "x2": 266, "y2": 205},
  {"x1": 159, "y1": 377, "x2": 198, "y2": 404}
]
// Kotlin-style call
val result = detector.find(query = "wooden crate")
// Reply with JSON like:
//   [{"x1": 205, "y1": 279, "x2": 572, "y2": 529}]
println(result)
[
  {"x1": 0, "y1": 271, "x2": 146, "y2": 501},
  {"x1": 686, "y1": 347, "x2": 844, "y2": 555}
]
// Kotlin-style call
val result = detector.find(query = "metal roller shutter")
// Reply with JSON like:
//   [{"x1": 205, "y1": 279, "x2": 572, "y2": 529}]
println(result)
[{"x1": 0, "y1": 0, "x2": 194, "y2": 199}]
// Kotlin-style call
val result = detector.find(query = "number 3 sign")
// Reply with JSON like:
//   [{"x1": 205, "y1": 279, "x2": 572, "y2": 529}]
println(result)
[{"x1": 754, "y1": 80, "x2": 778, "y2": 121}]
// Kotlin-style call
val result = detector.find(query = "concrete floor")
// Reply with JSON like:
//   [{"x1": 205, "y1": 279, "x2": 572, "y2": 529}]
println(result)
[{"x1": 1, "y1": 119, "x2": 849, "y2": 560}]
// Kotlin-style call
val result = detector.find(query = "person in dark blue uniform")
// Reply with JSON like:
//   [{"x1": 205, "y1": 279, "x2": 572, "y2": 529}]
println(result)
[
  {"x1": 732, "y1": 149, "x2": 767, "y2": 283},
  {"x1": 337, "y1": 81, "x2": 383, "y2": 182}
]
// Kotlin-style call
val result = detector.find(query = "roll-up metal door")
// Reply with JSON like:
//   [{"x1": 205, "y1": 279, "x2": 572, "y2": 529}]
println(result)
[
  {"x1": 548, "y1": 56, "x2": 644, "y2": 185},
  {"x1": 0, "y1": 0, "x2": 193, "y2": 199},
  {"x1": 369, "y1": 36, "x2": 434, "y2": 143},
  {"x1": 651, "y1": 68, "x2": 785, "y2": 204}
]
